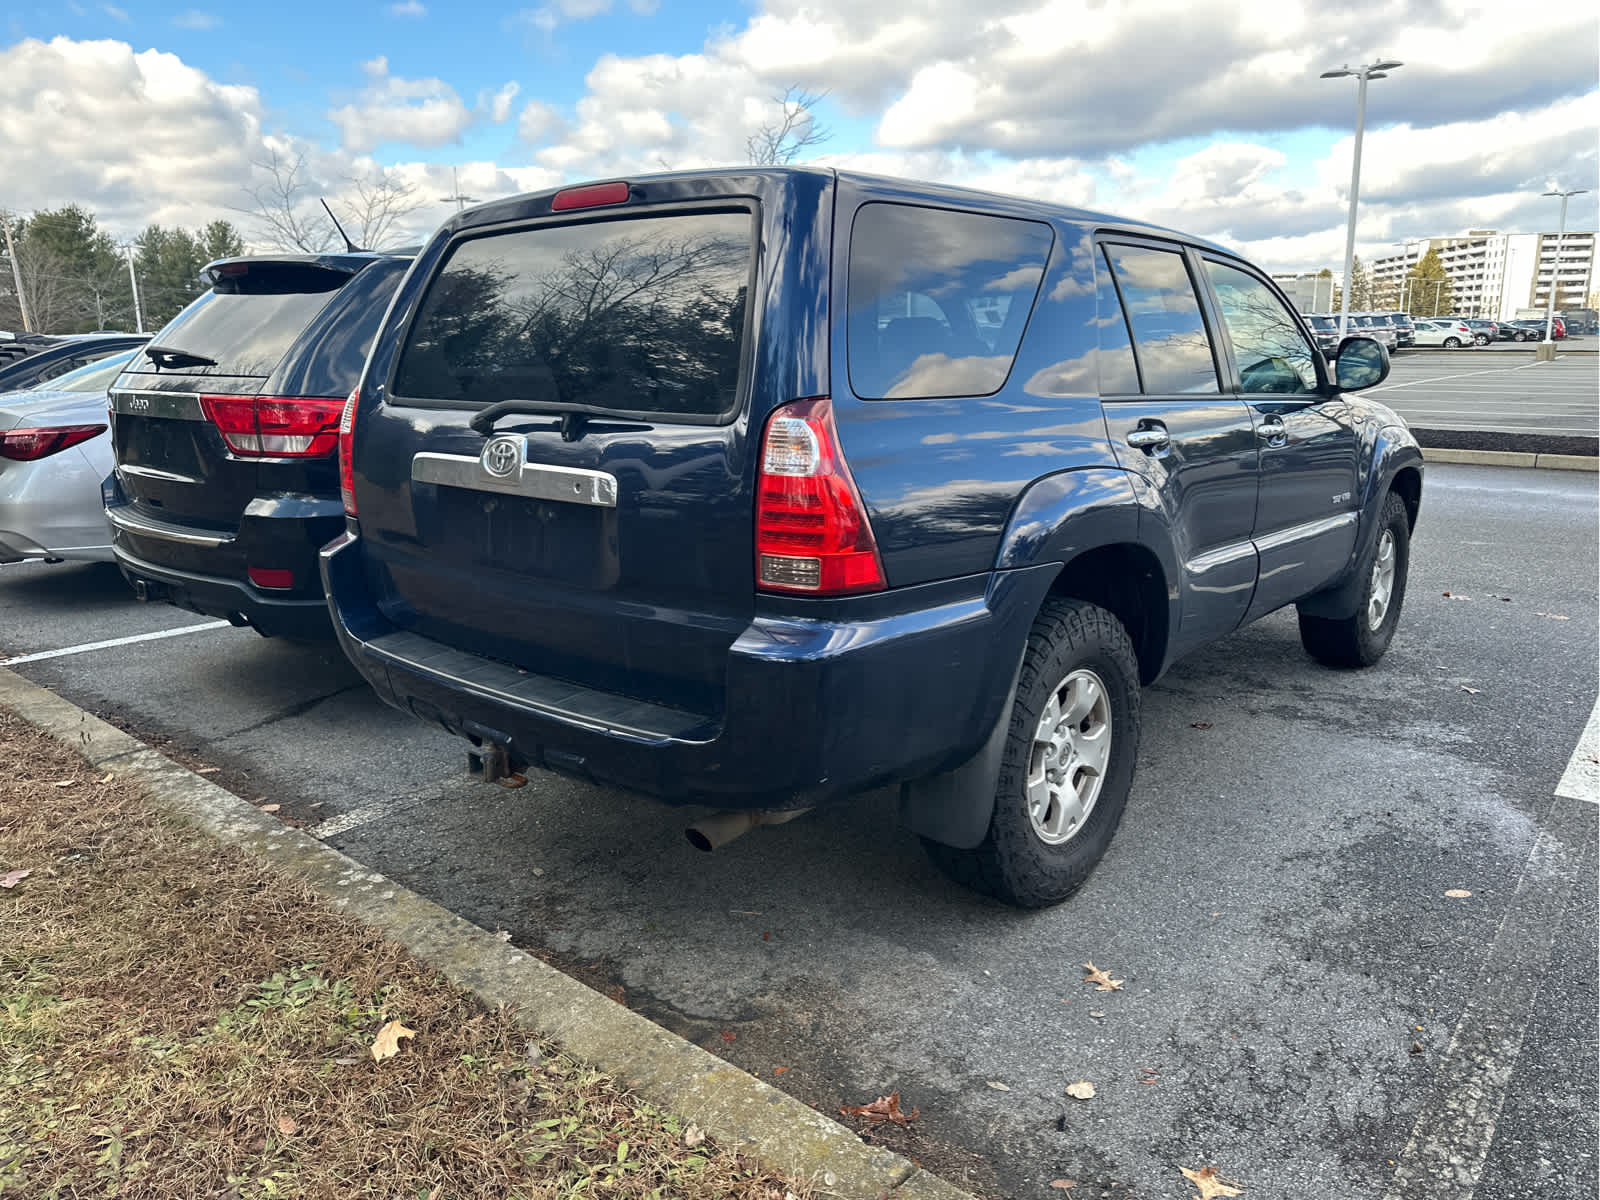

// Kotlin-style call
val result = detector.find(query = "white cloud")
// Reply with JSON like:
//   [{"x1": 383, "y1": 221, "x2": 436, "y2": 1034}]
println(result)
[
  {"x1": 486, "y1": 81, "x2": 520, "y2": 123},
  {"x1": 102, "y1": 4, "x2": 129, "y2": 20},
  {"x1": 327, "y1": 55, "x2": 474, "y2": 153},
  {"x1": 389, "y1": 0, "x2": 426, "y2": 15},
  {"x1": 170, "y1": 9, "x2": 221, "y2": 30}
]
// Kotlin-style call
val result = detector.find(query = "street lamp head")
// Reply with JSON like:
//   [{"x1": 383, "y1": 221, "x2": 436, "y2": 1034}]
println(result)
[
  {"x1": 1372, "y1": 60, "x2": 1403, "y2": 71},
  {"x1": 1320, "y1": 68, "x2": 1353, "y2": 78},
  {"x1": 1367, "y1": 72, "x2": 1389, "y2": 80},
  {"x1": 1542, "y1": 188, "x2": 1590, "y2": 198}
]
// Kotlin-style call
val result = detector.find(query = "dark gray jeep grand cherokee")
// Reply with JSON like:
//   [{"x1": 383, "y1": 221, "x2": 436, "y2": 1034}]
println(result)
[{"x1": 322, "y1": 168, "x2": 1423, "y2": 907}]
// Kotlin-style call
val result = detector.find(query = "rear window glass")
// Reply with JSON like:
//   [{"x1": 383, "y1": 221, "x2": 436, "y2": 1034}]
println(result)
[
  {"x1": 44, "y1": 348, "x2": 139, "y2": 393},
  {"x1": 1103, "y1": 244, "x2": 1219, "y2": 394},
  {"x1": 135, "y1": 265, "x2": 347, "y2": 377},
  {"x1": 847, "y1": 203, "x2": 1052, "y2": 399},
  {"x1": 393, "y1": 210, "x2": 753, "y2": 419}
]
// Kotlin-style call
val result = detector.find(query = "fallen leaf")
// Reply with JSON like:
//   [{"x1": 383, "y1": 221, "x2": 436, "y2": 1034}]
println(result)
[
  {"x1": 840, "y1": 1092, "x2": 919, "y2": 1126},
  {"x1": 276, "y1": 1116, "x2": 298, "y2": 1136},
  {"x1": 1410, "y1": 1041, "x2": 1423, "y2": 1055},
  {"x1": 1180, "y1": 1165, "x2": 1244, "y2": 1198},
  {"x1": 0, "y1": 869, "x2": 31, "y2": 889},
  {"x1": 1459, "y1": 686, "x2": 1481, "y2": 695},
  {"x1": 498, "y1": 774, "x2": 528, "y2": 789},
  {"x1": 1082, "y1": 962, "x2": 1124, "y2": 991},
  {"x1": 426, "y1": 1188, "x2": 442, "y2": 1200},
  {"x1": 1190, "y1": 721, "x2": 1213, "y2": 730},
  {"x1": 97, "y1": 773, "x2": 113, "y2": 783},
  {"x1": 1050, "y1": 1182, "x2": 1077, "y2": 1191},
  {"x1": 683, "y1": 1124, "x2": 705, "y2": 1148},
  {"x1": 531, "y1": 867, "x2": 545, "y2": 877},
  {"x1": 369, "y1": 1019, "x2": 416, "y2": 1062},
  {"x1": 493, "y1": 929, "x2": 512, "y2": 942},
  {"x1": 720, "y1": 1030, "x2": 736, "y2": 1042},
  {"x1": 196, "y1": 766, "x2": 220, "y2": 774},
  {"x1": 773, "y1": 1066, "x2": 788, "y2": 1074},
  {"x1": 1444, "y1": 888, "x2": 1472, "y2": 898},
  {"x1": 1065, "y1": 1080, "x2": 1096, "y2": 1100},
  {"x1": 986, "y1": 1081, "x2": 1011, "y2": 1091},
  {"x1": 52, "y1": 779, "x2": 75, "y2": 788},
  {"x1": 259, "y1": 804, "x2": 281, "y2": 813}
]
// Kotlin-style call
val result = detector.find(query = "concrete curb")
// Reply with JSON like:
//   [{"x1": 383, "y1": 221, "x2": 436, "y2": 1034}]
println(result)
[
  {"x1": 1421, "y1": 447, "x2": 1599, "y2": 472},
  {"x1": 0, "y1": 667, "x2": 975, "y2": 1200}
]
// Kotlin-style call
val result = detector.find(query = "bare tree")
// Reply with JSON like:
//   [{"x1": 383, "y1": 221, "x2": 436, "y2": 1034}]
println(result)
[
  {"x1": 341, "y1": 170, "x2": 426, "y2": 250},
  {"x1": 239, "y1": 148, "x2": 340, "y2": 252},
  {"x1": 745, "y1": 86, "x2": 831, "y2": 166}
]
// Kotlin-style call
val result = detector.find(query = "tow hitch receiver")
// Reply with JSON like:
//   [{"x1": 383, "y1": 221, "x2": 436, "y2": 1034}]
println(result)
[{"x1": 464, "y1": 726, "x2": 513, "y2": 784}]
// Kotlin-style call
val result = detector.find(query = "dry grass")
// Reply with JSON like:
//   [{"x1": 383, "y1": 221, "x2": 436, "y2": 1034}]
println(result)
[{"x1": 0, "y1": 707, "x2": 802, "y2": 1200}]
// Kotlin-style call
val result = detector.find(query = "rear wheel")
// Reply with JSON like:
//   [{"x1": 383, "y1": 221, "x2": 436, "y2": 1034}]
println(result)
[
  {"x1": 1474, "y1": 334, "x2": 1489, "y2": 345},
  {"x1": 923, "y1": 598, "x2": 1140, "y2": 909},
  {"x1": 1297, "y1": 491, "x2": 1411, "y2": 669},
  {"x1": 1443, "y1": 336, "x2": 1462, "y2": 348}
]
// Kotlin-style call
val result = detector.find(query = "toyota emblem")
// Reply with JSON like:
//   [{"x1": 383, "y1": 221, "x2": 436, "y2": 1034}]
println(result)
[{"x1": 480, "y1": 435, "x2": 523, "y2": 478}]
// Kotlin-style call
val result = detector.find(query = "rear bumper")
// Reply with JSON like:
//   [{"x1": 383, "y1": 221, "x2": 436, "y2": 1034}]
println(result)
[
  {"x1": 321, "y1": 530, "x2": 1056, "y2": 808},
  {"x1": 105, "y1": 480, "x2": 344, "y2": 637}
]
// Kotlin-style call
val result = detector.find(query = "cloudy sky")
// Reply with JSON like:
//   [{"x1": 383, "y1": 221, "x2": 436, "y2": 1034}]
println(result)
[{"x1": 2, "y1": 0, "x2": 1596, "y2": 273}]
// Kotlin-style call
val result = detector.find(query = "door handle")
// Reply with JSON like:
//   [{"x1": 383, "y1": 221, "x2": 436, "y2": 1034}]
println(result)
[
  {"x1": 1257, "y1": 417, "x2": 1288, "y2": 447},
  {"x1": 1126, "y1": 425, "x2": 1170, "y2": 451}
]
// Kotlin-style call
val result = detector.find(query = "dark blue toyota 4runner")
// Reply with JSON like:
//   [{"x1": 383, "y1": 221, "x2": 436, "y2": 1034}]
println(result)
[{"x1": 322, "y1": 169, "x2": 1422, "y2": 907}]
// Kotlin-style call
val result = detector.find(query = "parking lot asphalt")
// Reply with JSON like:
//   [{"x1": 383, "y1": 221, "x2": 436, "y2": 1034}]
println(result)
[
  {"x1": 1372, "y1": 344, "x2": 1598, "y2": 438},
  {"x1": 2, "y1": 462, "x2": 1596, "y2": 1199}
]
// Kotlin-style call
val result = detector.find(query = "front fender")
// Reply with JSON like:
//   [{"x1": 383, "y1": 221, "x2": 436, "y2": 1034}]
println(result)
[{"x1": 1297, "y1": 418, "x2": 1423, "y2": 620}]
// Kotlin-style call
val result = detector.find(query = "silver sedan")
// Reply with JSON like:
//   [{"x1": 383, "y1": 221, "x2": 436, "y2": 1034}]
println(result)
[{"x1": 0, "y1": 348, "x2": 136, "y2": 564}]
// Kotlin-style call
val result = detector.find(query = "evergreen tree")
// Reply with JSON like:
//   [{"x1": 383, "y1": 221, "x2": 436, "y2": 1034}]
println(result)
[{"x1": 1406, "y1": 248, "x2": 1453, "y2": 317}]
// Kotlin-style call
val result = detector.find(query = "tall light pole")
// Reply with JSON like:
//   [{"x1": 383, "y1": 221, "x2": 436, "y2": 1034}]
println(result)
[
  {"x1": 1538, "y1": 186, "x2": 1586, "y2": 357},
  {"x1": 1393, "y1": 238, "x2": 1420, "y2": 312},
  {"x1": 439, "y1": 166, "x2": 478, "y2": 213},
  {"x1": 1323, "y1": 59, "x2": 1403, "y2": 341}
]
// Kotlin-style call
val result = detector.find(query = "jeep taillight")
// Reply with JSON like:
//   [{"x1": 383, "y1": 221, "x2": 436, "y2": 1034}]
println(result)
[
  {"x1": 200, "y1": 394, "x2": 345, "y2": 458},
  {"x1": 338, "y1": 387, "x2": 358, "y2": 518},
  {"x1": 755, "y1": 397, "x2": 886, "y2": 596}
]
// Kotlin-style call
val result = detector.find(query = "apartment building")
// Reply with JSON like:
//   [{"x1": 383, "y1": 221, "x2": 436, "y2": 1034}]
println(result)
[
  {"x1": 1371, "y1": 230, "x2": 1598, "y2": 320},
  {"x1": 1271, "y1": 271, "x2": 1335, "y2": 313}
]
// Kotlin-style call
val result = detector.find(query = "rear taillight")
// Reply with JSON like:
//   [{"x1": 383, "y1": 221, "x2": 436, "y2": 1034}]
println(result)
[
  {"x1": 199, "y1": 395, "x2": 344, "y2": 458},
  {"x1": 338, "y1": 387, "x2": 358, "y2": 518},
  {"x1": 755, "y1": 397, "x2": 886, "y2": 596},
  {"x1": 0, "y1": 424, "x2": 107, "y2": 462}
]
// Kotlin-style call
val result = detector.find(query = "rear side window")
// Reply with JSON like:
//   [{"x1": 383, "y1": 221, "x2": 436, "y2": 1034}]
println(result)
[
  {"x1": 847, "y1": 203, "x2": 1052, "y2": 399},
  {"x1": 1094, "y1": 248, "x2": 1140, "y2": 394},
  {"x1": 1103, "y1": 245, "x2": 1219, "y2": 394},
  {"x1": 136, "y1": 264, "x2": 348, "y2": 378},
  {"x1": 393, "y1": 210, "x2": 754, "y2": 419}
]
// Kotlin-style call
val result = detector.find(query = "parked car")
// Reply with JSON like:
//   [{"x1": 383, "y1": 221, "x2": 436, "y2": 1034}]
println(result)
[
  {"x1": 1506, "y1": 318, "x2": 1566, "y2": 340},
  {"x1": 1304, "y1": 314, "x2": 1343, "y2": 359},
  {"x1": 1384, "y1": 312, "x2": 1416, "y2": 347},
  {"x1": 318, "y1": 168, "x2": 1423, "y2": 908},
  {"x1": 104, "y1": 251, "x2": 413, "y2": 638},
  {"x1": 0, "y1": 348, "x2": 139, "y2": 564},
  {"x1": 1459, "y1": 319, "x2": 1499, "y2": 345},
  {"x1": 0, "y1": 332, "x2": 151, "y2": 394},
  {"x1": 1350, "y1": 313, "x2": 1398, "y2": 350},
  {"x1": 1413, "y1": 319, "x2": 1476, "y2": 347}
]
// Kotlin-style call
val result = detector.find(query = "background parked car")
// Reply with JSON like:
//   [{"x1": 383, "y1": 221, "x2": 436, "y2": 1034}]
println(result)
[
  {"x1": 1506, "y1": 318, "x2": 1565, "y2": 340},
  {"x1": 1351, "y1": 313, "x2": 1398, "y2": 349},
  {"x1": 0, "y1": 332, "x2": 151, "y2": 394},
  {"x1": 1304, "y1": 314, "x2": 1342, "y2": 359},
  {"x1": 1459, "y1": 319, "x2": 1499, "y2": 345},
  {"x1": 1412, "y1": 319, "x2": 1475, "y2": 347},
  {"x1": 1384, "y1": 312, "x2": 1416, "y2": 347},
  {"x1": 0, "y1": 348, "x2": 139, "y2": 564},
  {"x1": 105, "y1": 251, "x2": 413, "y2": 638}
]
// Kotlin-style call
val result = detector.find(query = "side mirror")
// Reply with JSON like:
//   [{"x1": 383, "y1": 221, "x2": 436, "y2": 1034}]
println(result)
[{"x1": 1333, "y1": 337, "x2": 1390, "y2": 391}]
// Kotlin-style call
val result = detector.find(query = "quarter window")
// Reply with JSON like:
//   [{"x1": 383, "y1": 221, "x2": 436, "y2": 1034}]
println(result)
[
  {"x1": 1102, "y1": 245, "x2": 1219, "y2": 394},
  {"x1": 1203, "y1": 261, "x2": 1319, "y2": 393},
  {"x1": 847, "y1": 203, "x2": 1053, "y2": 399},
  {"x1": 1094, "y1": 248, "x2": 1140, "y2": 394}
]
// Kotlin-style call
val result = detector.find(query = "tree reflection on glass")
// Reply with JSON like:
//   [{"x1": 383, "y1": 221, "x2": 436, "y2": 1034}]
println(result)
[
  {"x1": 1203, "y1": 261, "x2": 1319, "y2": 394},
  {"x1": 1103, "y1": 245, "x2": 1219, "y2": 394},
  {"x1": 395, "y1": 212, "x2": 752, "y2": 417}
]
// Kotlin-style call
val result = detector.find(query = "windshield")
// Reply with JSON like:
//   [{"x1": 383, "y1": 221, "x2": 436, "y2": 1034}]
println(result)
[{"x1": 39, "y1": 348, "x2": 139, "y2": 393}]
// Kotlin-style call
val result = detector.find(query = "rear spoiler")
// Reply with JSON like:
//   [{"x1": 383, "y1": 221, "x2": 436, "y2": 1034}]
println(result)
[{"x1": 200, "y1": 252, "x2": 403, "y2": 288}]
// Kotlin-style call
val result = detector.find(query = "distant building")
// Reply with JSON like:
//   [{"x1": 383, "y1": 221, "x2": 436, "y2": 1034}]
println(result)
[
  {"x1": 1272, "y1": 272, "x2": 1335, "y2": 313},
  {"x1": 1371, "y1": 230, "x2": 1597, "y2": 320}
]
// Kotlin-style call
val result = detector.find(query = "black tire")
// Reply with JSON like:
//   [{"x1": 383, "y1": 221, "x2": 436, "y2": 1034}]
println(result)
[
  {"x1": 923, "y1": 598, "x2": 1141, "y2": 908},
  {"x1": 1514, "y1": 331, "x2": 1528, "y2": 342},
  {"x1": 1474, "y1": 334, "x2": 1489, "y2": 345},
  {"x1": 1443, "y1": 336, "x2": 1461, "y2": 348},
  {"x1": 1297, "y1": 491, "x2": 1411, "y2": 669}
]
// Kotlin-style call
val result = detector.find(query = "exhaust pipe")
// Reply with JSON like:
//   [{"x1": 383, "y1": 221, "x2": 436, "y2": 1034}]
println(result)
[{"x1": 685, "y1": 808, "x2": 811, "y2": 852}]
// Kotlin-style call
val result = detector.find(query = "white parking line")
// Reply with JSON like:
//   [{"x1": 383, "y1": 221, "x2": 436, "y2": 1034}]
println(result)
[
  {"x1": 1367, "y1": 361, "x2": 1549, "y2": 395},
  {"x1": 0, "y1": 620, "x2": 231, "y2": 665},
  {"x1": 1556, "y1": 698, "x2": 1600, "y2": 804}
]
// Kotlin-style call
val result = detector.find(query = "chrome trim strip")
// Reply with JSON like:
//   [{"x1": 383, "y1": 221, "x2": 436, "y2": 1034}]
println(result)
[
  {"x1": 411, "y1": 451, "x2": 619, "y2": 508},
  {"x1": 107, "y1": 388, "x2": 207, "y2": 421},
  {"x1": 1253, "y1": 512, "x2": 1357, "y2": 554},
  {"x1": 106, "y1": 506, "x2": 233, "y2": 548},
  {"x1": 116, "y1": 463, "x2": 198, "y2": 485}
]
